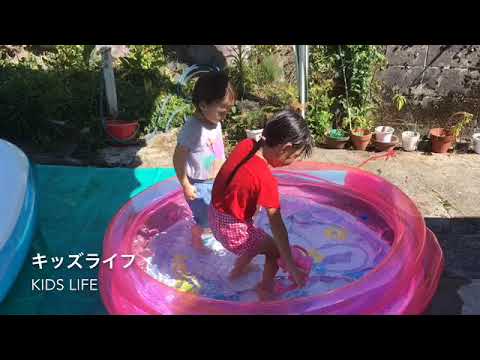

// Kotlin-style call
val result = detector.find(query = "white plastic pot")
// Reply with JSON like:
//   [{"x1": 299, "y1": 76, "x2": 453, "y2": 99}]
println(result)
[
  {"x1": 473, "y1": 133, "x2": 480, "y2": 154},
  {"x1": 375, "y1": 126, "x2": 395, "y2": 143},
  {"x1": 402, "y1": 131, "x2": 420, "y2": 152},
  {"x1": 245, "y1": 129, "x2": 263, "y2": 142}
]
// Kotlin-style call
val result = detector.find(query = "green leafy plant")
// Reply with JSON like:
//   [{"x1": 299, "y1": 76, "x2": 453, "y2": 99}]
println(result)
[
  {"x1": 449, "y1": 112, "x2": 474, "y2": 138},
  {"x1": 393, "y1": 93, "x2": 407, "y2": 112},
  {"x1": 307, "y1": 80, "x2": 335, "y2": 144},
  {"x1": 228, "y1": 45, "x2": 287, "y2": 101},
  {"x1": 119, "y1": 45, "x2": 167, "y2": 72},
  {"x1": 328, "y1": 128, "x2": 348, "y2": 139},
  {"x1": 326, "y1": 45, "x2": 386, "y2": 125},
  {"x1": 227, "y1": 45, "x2": 254, "y2": 99},
  {"x1": 252, "y1": 82, "x2": 298, "y2": 108},
  {"x1": 0, "y1": 45, "x2": 175, "y2": 150},
  {"x1": 145, "y1": 94, "x2": 193, "y2": 133},
  {"x1": 223, "y1": 105, "x2": 277, "y2": 149},
  {"x1": 252, "y1": 54, "x2": 284, "y2": 85},
  {"x1": 342, "y1": 104, "x2": 376, "y2": 133}
]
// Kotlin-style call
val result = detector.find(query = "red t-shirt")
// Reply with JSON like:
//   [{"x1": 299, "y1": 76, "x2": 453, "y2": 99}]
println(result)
[{"x1": 212, "y1": 139, "x2": 280, "y2": 221}]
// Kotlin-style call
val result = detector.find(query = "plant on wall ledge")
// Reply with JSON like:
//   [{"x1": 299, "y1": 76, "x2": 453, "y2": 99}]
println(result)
[{"x1": 393, "y1": 92, "x2": 407, "y2": 112}]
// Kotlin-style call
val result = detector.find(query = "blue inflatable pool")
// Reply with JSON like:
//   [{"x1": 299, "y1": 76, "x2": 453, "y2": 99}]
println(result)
[{"x1": 0, "y1": 139, "x2": 37, "y2": 303}]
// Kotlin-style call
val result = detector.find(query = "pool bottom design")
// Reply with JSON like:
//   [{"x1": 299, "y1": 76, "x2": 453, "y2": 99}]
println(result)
[{"x1": 134, "y1": 196, "x2": 391, "y2": 302}]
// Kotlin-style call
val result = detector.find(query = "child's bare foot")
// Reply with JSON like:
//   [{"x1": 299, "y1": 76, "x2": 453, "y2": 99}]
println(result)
[
  {"x1": 191, "y1": 225, "x2": 207, "y2": 252},
  {"x1": 255, "y1": 283, "x2": 276, "y2": 301}
]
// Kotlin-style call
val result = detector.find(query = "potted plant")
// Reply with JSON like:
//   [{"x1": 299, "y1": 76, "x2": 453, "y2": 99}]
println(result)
[
  {"x1": 374, "y1": 95, "x2": 397, "y2": 143},
  {"x1": 430, "y1": 112, "x2": 473, "y2": 154},
  {"x1": 473, "y1": 132, "x2": 480, "y2": 154},
  {"x1": 374, "y1": 94, "x2": 397, "y2": 143},
  {"x1": 324, "y1": 128, "x2": 350, "y2": 149},
  {"x1": 392, "y1": 93, "x2": 421, "y2": 152},
  {"x1": 344, "y1": 106, "x2": 375, "y2": 151}
]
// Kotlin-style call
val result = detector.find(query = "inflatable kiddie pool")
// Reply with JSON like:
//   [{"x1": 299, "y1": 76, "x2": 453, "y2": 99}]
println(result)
[
  {"x1": 99, "y1": 162, "x2": 443, "y2": 315},
  {"x1": 0, "y1": 139, "x2": 37, "y2": 303}
]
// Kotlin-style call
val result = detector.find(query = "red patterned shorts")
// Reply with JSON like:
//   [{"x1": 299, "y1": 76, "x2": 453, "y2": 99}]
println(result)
[{"x1": 208, "y1": 206, "x2": 271, "y2": 256}]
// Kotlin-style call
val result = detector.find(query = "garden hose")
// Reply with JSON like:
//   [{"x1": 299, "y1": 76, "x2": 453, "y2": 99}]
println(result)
[
  {"x1": 153, "y1": 64, "x2": 219, "y2": 133},
  {"x1": 176, "y1": 64, "x2": 220, "y2": 100}
]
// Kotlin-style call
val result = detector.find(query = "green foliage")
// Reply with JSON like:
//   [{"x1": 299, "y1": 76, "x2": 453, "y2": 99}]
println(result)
[
  {"x1": 307, "y1": 80, "x2": 335, "y2": 144},
  {"x1": 43, "y1": 45, "x2": 91, "y2": 71},
  {"x1": 249, "y1": 45, "x2": 280, "y2": 58},
  {"x1": 1, "y1": 44, "x2": 388, "y2": 153},
  {"x1": 145, "y1": 94, "x2": 193, "y2": 133},
  {"x1": 333, "y1": 45, "x2": 386, "y2": 111},
  {"x1": 227, "y1": 45, "x2": 254, "y2": 98},
  {"x1": 328, "y1": 128, "x2": 348, "y2": 139},
  {"x1": 306, "y1": 45, "x2": 385, "y2": 139},
  {"x1": 224, "y1": 105, "x2": 277, "y2": 150},
  {"x1": 225, "y1": 46, "x2": 297, "y2": 148},
  {"x1": 0, "y1": 59, "x2": 100, "y2": 148},
  {"x1": 0, "y1": 45, "x2": 174, "y2": 150},
  {"x1": 119, "y1": 45, "x2": 167, "y2": 72},
  {"x1": 393, "y1": 93, "x2": 407, "y2": 112},
  {"x1": 341, "y1": 103, "x2": 376, "y2": 132},
  {"x1": 252, "y1": 82, "x2": 298, "y2": 107},
  {"x1": 228, "y1": 45, "x2": 286, "y2": 99},
  {"x1": 251, "y1": 54, "x2": 284, "y2": 85},
  {"x1": 450, "y1": 112, "x2": 474, "y2": 138}
]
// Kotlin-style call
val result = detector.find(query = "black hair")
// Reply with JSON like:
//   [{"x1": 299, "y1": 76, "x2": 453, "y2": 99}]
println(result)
[
  {"x1": 224, "y1": 109, "x2": 313, "y2": 187},
  {"x1": 191, "y1": 71, "x2": 235, "y2": 108}
]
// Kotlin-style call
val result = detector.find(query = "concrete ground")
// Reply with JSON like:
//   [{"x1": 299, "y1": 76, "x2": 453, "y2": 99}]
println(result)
[
  {"x1": 35, "y1": 131, "x2": 480, "y2": 314},
  {"x1": 307, "y1": 149, "x2": 480, "y2": 315}
]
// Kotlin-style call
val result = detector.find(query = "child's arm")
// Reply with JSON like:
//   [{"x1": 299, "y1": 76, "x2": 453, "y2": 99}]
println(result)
[
  {"x1": 266, "y1": 207, "x2": 306, "y2": 287},
  {"x1": 173, "y1": 145, "x2": 197, "y2": 201}
]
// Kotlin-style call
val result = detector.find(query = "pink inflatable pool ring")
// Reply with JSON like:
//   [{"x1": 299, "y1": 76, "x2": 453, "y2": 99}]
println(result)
[{"x1": 99, "y1": 162, "x2": 444, "y2": 315}]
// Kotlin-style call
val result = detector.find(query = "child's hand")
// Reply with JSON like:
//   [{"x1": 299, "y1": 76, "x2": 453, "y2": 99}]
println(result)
[
  {"x1": 290, "y1": 266, "x2": 308, "y2": 288},
  {"x1": 183, "y1": 183, "x2": 198, "y2": 201}
]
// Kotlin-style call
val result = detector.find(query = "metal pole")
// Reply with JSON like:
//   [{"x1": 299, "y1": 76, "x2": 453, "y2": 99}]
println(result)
[
  {"x1": 100, "y1": 47, "x2": 118, "y2": 118},
  {"x1": 294, "y1": 45, "x2": 308, "y2": 118}
]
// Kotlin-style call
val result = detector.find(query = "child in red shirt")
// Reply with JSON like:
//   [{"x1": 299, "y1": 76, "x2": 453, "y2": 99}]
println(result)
[{"x1": 208, "y1": 110, "x2": 314, "y2": 300}]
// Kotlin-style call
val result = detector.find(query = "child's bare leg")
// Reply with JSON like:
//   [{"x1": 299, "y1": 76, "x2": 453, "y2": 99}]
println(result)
[
  {"x1": 255, "y1": 238, "x2": 280, "y2": 301},
  {"x1": 191, "y1": 224, "x2": 205, "y2": 250},
  {"x1": 260, "y1": 253, "x2": 279, "y2": 291},
  {"x1": 229, "y1": 251, "x2": 258, "y2": 280}
]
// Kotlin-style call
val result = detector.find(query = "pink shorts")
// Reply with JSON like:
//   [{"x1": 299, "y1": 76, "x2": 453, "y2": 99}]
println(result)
[{"x1": 208, "y1": 206, "x2": 271, "y2": 256}]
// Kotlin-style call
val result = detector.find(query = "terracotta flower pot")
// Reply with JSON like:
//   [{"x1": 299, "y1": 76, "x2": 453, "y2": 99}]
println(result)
[
  {"x1": 351, "y1": 129, "x2": 373, "y2": 151},
  {"x1": 325, "y1": 129, "x2": 350, "y2": 149},
  {"x1": 430, "y1": 128, "x2": 454, "y2": 154}
]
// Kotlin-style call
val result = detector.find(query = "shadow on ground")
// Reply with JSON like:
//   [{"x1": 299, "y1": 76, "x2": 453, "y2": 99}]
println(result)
[{"x1": 425, "y1": 217, "x2": 480, "y2": 315}]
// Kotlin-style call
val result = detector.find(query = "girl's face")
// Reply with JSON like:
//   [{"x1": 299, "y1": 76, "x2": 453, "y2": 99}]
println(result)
[
  {"x1": 267, "y1": 143, "x2": 304, "y2": 168},
  {"x1": 199, "y1": 94, "x2": 234, "y2": 125}
]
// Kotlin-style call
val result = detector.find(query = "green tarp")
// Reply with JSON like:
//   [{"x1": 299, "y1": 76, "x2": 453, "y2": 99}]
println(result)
[{"x1": 0, "y1": 165, "x2": 176, "y2": 315}]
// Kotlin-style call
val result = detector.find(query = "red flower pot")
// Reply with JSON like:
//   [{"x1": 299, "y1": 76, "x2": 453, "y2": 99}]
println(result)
[{"x1": 105, "y1": 120, "x2": 139, "y2": 141}]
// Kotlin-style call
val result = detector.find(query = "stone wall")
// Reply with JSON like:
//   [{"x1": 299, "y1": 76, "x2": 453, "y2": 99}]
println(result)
[{"x1": 378, "y1": 45, "x2": 480, "y2": 135}]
